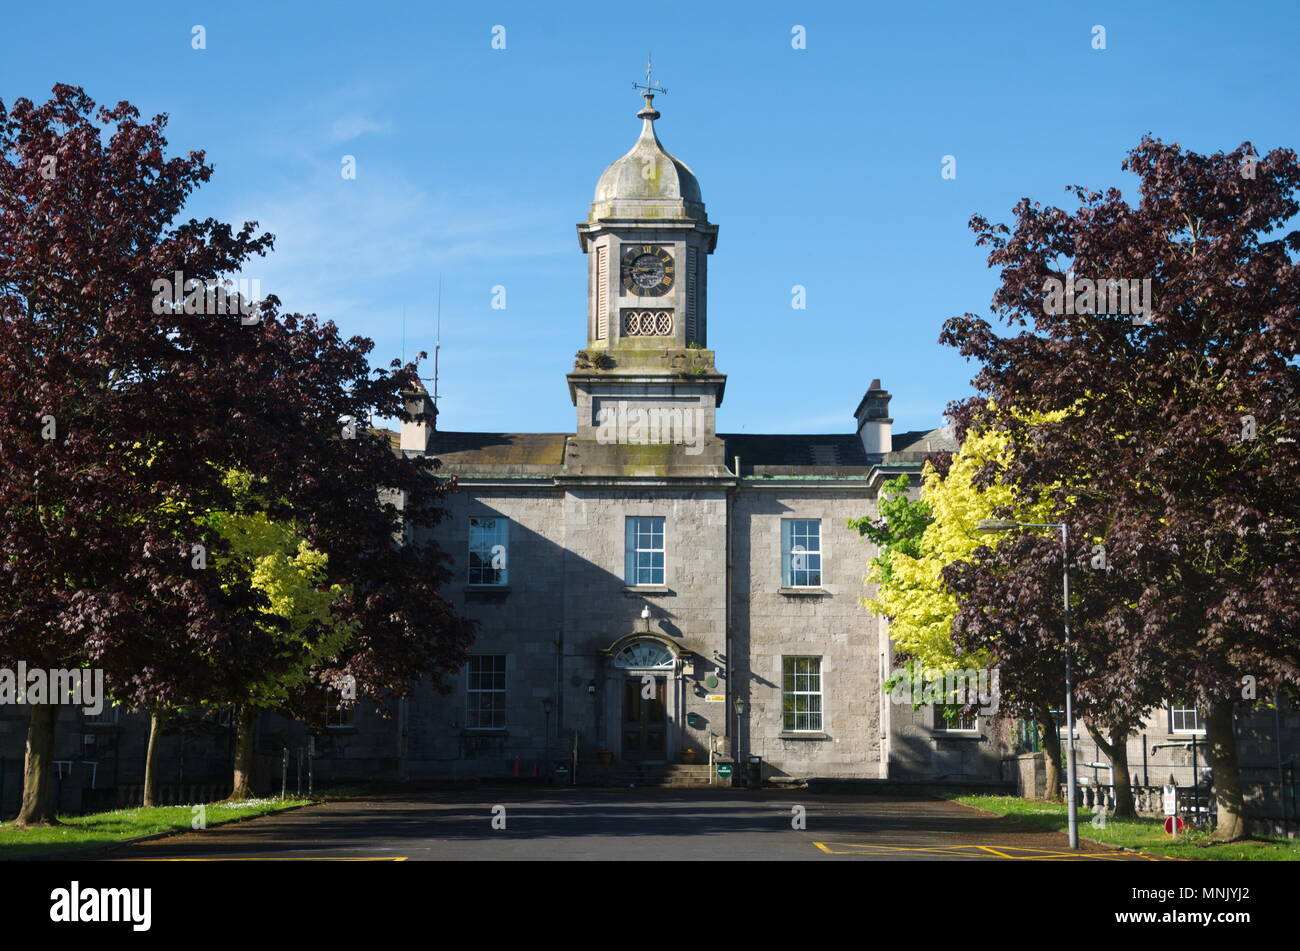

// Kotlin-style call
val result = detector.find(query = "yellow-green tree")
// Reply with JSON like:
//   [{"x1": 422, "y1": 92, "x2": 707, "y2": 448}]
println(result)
[
  {"x1": 867, "y1": 426, "x2": 1053, "y2": 668},
  {"x1": 141, "y1": 471, "x2": 354, "y2": 804},
  {"x1": 207, "y1": 471, "x2": 354, "y2": 800},
  {"x1": 853, "y1": 420, "x2": 1063, "y2": 797}
]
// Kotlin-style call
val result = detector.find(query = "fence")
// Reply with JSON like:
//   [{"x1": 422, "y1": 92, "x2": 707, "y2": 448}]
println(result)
[
  {"x1": 1240, "y1": 762, "x2": 1297, "y2": 832},
  {"x1": 109, "y1": 783, "x2": 231, "y2": 809},
  {"x1": 1060, "y1": 773, "x2": 1300, "y2": 835}
]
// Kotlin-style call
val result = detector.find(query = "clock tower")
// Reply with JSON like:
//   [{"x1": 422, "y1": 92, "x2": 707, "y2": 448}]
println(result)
[
  {"x1": 565, "y1": 85, "x2": 728, "y2": 476},
  {"x1": 577, "y1": 90, "x2": 717, "y2": 351}
]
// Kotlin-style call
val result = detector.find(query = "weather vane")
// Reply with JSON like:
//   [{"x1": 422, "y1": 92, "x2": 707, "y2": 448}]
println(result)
[{"x1": 632, "y1": 52, "x2": 667, "y2": 98}]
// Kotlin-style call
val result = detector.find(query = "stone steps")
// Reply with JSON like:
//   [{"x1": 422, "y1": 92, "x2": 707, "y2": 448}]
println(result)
[{"x1": 582, "y1": 763, "x2": 727, "y2": 788}]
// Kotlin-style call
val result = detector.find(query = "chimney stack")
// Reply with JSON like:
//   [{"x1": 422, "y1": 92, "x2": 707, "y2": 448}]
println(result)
[
  {"x1": 400, "y1": 380, "x2": 436, "y2": 453},
  {"x1": 853, "y1": 378, "x2": 892, "y2": 455}
]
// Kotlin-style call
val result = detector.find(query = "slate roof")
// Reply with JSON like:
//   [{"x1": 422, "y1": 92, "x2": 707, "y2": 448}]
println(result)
[
  {"x1": 891, "y1": 425, "x2": 958, "y2": 454},
  {"x1": 373, "y1": 425, "x2": 956, "y2": 476},
  {"x1": 719, "y1": 433, "x2": 871, "y2": 474},
  {"x1": 371, "y1": 428, "x2": 402, "y2": 452},
  {"x1": 412, "y1": 432, "x2": 571, "y2": 476}
]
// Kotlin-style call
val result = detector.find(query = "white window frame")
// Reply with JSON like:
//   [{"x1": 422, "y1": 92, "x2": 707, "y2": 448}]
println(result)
[
  {"x1": 325, "y1": 695, "x2": 354, "y2": 729},
  {"x1": 469, "y1": 517, "x2": 509, "y2": 586},
  {"x1": 1169, "y1": 705, "x2": 1205, "y2": 735},
  {"x1": 466, "y1": 654, "x2": 507, "y2": 730},
  {"x1": 781, "y1": 518, "x2": 823, "y2": 587},
  {"x1": 933, "y1": 704, "x2": 978, "y2": 733},
  {"x1": 782, "y1": 656, "x2": 823, "y2": 733},
  {"x1": 625, "y1": 516, "x2": 666, "y2": 586}
]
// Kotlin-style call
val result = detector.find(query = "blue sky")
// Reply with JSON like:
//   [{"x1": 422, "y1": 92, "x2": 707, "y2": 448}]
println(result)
[{"x1": 2, "y1": 1, "x2": 1295, "y2": 436}]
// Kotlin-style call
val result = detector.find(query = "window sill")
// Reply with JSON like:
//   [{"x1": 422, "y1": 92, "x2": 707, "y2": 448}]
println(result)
[
  {"x1": 467, "y1": 585, "x2": 511, "y2": 598},
  {"x1": 461, "y1": 729, "x2": 509, "y2": 736},
  {"x1": 934, "y1": 732, "x2": 985, "y2": 741},
  {"x1": 778, "y1": 732, "x2": 830, "y2": 740},
  {"x1": 624, "y1": 585, "x2": 671, "y2": 596},
  {"x1": 778, "y1": 587, "x2": 829, "y2": 596}
]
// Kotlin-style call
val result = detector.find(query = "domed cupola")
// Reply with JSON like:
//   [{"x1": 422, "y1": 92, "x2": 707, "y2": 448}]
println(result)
[
  {"x1": 590, "y1": 93, "x2": 707, "y2": 223},
  {"x1": 568, "y1": 74, "x2": 726, "y2": 476}
]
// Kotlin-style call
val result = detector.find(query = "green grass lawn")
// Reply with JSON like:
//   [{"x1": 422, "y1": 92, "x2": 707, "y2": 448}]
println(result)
[
  {"x1": 954, "y1": 795, "x2": 1300, "y2": 861},
  {"x1": 0, "y1": 797, "x2": 315, "y2": 860}
]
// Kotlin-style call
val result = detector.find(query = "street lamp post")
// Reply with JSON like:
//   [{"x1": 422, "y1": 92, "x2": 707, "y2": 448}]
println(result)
[
  {"x1": 976, "y1": 518, "x2": 1078, "y2": 850},
  {"x1": 542, "y1": 697, "x2": 553, "y2": 781}
]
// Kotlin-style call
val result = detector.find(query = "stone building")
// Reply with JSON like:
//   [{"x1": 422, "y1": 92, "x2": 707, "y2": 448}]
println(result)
[
  {"x1": 1, "y1": 93, "x2": 1296, "y2": 829},
  {"x1": 383, "y1": 90, "x2": 958, "y2": 784}
]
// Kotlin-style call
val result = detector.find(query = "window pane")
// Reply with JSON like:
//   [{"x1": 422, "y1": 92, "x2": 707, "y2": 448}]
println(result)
[
  {"x1": 781, "y1": 656, "x2": 822, "y2": 732},
  {"x1": 469, "y1": 518, "x2": 509, "y2": 585},
  {"x1": 467, "y1": 655, "x2": 507, "y2": 729},
  {"x1": 626, "y1": 517, "x2": 666, "y2": 585},
  {"x1": 782, "y1": 520, "x2": 822, "y2": 586}
]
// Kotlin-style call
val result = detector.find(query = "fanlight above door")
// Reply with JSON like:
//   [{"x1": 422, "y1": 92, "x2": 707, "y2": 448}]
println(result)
[{"x1": 612, "y1": 639, "x2": 675, "y2": 669}]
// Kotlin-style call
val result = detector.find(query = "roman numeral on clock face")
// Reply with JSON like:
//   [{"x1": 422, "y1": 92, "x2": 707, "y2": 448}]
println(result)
[{"x1": 620, "y1": 244, "x2": 674, "y2": 296}]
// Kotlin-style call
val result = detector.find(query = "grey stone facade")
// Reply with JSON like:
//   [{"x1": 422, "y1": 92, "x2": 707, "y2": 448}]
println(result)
[
  {"x1": 2, "y1": 93, "x2": 1296, "y2": 827},
  {"x1": 386, "y1": 95, "x2": 953, "y2": 784}
]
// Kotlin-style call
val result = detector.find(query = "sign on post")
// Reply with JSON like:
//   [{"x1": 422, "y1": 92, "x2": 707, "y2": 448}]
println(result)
[{"x1": 1162, "y1": 784, "x2": 1177, "y2": 816}]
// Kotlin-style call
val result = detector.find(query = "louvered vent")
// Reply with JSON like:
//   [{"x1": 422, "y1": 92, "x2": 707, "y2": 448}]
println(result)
[
  {"x1": 596, "y1": 246, "x2": 608, "y2": 340},
  {"x1": 685, "y1": 247, "x2": 698, "y2": 342}
]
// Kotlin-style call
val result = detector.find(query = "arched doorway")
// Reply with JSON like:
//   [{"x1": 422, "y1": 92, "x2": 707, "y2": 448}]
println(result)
[{"x1": 609, "y1": 636, "x2": 678, "y2": 763}]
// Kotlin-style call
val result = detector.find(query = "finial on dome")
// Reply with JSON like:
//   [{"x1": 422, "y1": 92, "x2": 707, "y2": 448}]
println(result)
[{"x1": 632, "y1": 52, "x2": 666, "y2": 121}]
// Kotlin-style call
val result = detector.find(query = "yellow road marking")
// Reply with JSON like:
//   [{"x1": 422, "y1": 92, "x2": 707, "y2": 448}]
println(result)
[
  {"x1": 117, "y1": 856, "x2": 407, "y2": 862},
  {"x1": 812, "y1": 841, "x2": 1174, "y2": 861}
]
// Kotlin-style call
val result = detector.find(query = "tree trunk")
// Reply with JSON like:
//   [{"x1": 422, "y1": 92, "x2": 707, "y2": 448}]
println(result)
[
  {"x1": 228, "y1": 704, "x2": 258, "y2": 801},
  {"x1": 1110, "y1": 740, "x2": 1136, "y2": 819},
  {"x1": 1085, "y1": 720, "x2": 1136, "y2": 819},
  {"x1": 1205, "y1": 699, "x2": 1248, "y2": 841},
  {"x1": 1036, "y1": 709, "x2": 1062, "y2": 802},
  {"x1": 143, "y1": 709, "x2": 167, "y2": 808},
  {"x1": 15, "y1": 702, "x2": 60, "y2": 827}
]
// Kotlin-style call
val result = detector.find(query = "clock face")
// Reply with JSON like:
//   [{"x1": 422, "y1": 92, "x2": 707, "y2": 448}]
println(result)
[{"x1": 621, "y1": 245, "x2": 674, "y2": 297}]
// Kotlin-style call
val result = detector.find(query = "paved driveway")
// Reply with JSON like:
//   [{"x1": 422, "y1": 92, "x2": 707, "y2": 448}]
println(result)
[{"x1": 108, "y1": 787, "x2": 1163, "y2": 861}]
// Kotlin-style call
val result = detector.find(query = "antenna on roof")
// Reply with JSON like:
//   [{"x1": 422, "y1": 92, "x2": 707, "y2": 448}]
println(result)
[{"x1": 431, "y1": 275, "x2": 441, "y2": 407}]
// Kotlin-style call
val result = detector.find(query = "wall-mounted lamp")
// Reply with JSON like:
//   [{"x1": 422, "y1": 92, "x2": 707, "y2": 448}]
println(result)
[
  {"x1": 640, "y1": 604, "x2": 651, "y2": 632},
  {"x1": 735, "y1": 697, "x2": 746, "y2": 716},
  {"x1": 542, "y1": 697, "x2": 553, "y2": 715},
  {"x1": 586, "y1": 680, "x2": 596, "y2": 696}
]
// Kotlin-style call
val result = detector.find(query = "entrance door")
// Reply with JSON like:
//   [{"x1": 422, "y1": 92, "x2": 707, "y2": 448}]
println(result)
[{"x1": 622, "y1": 675, "x2": 667, "y2": 762}]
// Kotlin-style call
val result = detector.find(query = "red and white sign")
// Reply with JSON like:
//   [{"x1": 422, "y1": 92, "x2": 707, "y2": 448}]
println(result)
[
  {"x1": 1162, "y1": 785, "x2": 1178, "y2": 816},
  {"x1": 1164, "y1": 816, "x2": 1185, "y2": 835}
]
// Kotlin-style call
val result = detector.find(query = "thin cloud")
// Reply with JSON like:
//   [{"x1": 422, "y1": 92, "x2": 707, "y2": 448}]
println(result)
[{"x1": 325, "y1": 116, "x2": 393, "y2": 143}]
